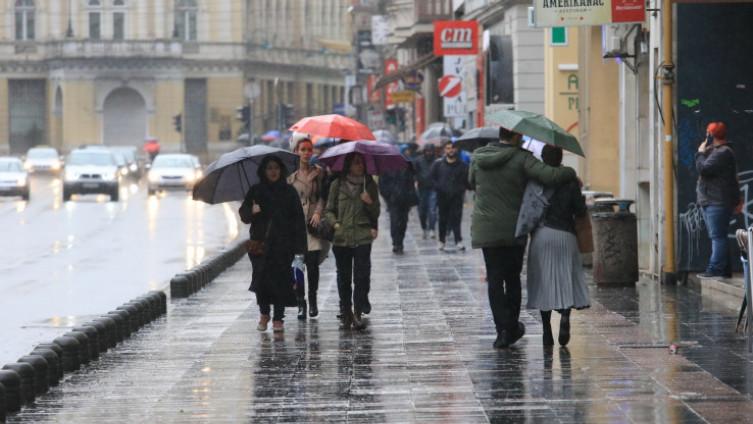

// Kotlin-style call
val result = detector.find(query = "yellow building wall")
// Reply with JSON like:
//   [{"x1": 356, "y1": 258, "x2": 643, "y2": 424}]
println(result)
[
  {"x1": 545, "y1": 27, "x2": 581, "y2": 172},
  {"x1": 0, "y1": 79, "x2": 7, "y2": 154},
  {"x1": 207, "y1": 76, "x2": 244, "y2": 143},
  {"x1": 60, "y1": 81, "x2": 98, "y2": 148},
  {"x1": 153, "y1": 80, "x2": 184, "y2": 149}
]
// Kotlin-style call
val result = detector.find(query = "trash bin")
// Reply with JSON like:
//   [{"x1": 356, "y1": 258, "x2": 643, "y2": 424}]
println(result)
[
  {"x1": 591, "y1": 199, "x2": 639, "y2": 285},
  {"x1": 580, "y1": 191, "x2": 614, "y2": 268}
]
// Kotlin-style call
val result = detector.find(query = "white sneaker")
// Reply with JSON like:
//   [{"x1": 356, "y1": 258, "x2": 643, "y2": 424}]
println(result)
[
  {"x1": 429, "y1": 230, "x2": 436, "y2": 239},
  {"x1": 438, "y1": 242, "x2": 446, "y2": 251},
  {"x1": 455, "y1": 242, "x2": 466, "y2": 251}
]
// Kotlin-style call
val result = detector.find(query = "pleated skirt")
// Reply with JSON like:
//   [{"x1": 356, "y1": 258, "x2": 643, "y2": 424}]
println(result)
[{"x1": 526, "y1": 226, "x2": 591, "y2": 311}]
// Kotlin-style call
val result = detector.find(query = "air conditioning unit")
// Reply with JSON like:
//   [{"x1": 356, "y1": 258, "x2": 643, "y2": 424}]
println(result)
[{"x1": 602, "y1": 25, "x2": 626, "y2": 58}]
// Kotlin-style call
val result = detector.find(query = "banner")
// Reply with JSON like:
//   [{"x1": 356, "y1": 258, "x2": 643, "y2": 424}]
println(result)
[
  {"x1": 442, "y1": 56, "x2": 466, "y2": 118},
  {"x1": 383, "y1": 59, "x2": 399, "y2": 107},
  {"x1": 434, "y1": 21, "x2": 479, "y2": 56},
  {"x1": 534, "y1": 0, "x2": 645, "y2": 27}
]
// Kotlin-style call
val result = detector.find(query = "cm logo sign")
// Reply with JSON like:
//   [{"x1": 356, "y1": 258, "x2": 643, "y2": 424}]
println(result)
[{"x1": 434, "y1": 20, "x2": 479, "y2": 56}]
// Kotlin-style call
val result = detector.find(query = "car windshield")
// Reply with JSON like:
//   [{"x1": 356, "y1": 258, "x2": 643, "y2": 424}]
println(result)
[
  {"x1": 152, "y1": 156, "x2": 194, "y2": 168},
  {"x1": 0, "y1": 160, "x2": 22, "y2": 172},
  {"x1": 112, "y1": 153, "x2": 126, "y2": 165},
  {"x1": 116, "y1": 150, "x2": 136, "y2": 162},
  {"x1": 27, "y1": 148, "x2": 57, "y2": 159},
  {"x1": 67, "y1": 152, "x2": 115, "y2": 166}
]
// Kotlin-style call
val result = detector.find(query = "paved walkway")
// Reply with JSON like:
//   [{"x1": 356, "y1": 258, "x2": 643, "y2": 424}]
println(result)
[{"x1": 8, "y1": 211, "x2": 753, "y2": 423}]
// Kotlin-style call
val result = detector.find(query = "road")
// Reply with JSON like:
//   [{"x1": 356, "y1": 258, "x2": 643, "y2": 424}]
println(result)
[{"x1": 0, "y1": 173, "x2": 241, "y2": 364}]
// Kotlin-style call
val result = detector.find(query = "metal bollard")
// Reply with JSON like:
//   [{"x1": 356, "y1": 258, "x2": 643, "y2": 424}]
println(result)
[
  {"x1": 64, "y1": 331, "x2": 91, "y2": 365},
  {"x1": 94, "y1": 316, "x2": 120, "y2": 347},
  {"x1": 17, "y1": 356, "x2": 48, "y2": 396},
  {"x1": 1, "y1": 364, "x2": 34, "y2": 406},
  {"x1": 592, "y1": 199, "x2": 639, "y2": 285},
  {"x1": 0, "y1": 371, "x2": 20, "y2": 413},
  {"x1": 117, "y1": 303, "x2": 142, "y2": 331},
  {"x1": 0, "y1": 381, "x2": 5, "y2": 422},
  {"x1": 72, "y1": 326, "x2": 100, "y2": 361},
  {"x1": 106, "y1": 310, "x2": 131, "y2": 339},
  {"x1": 170, "y1": 274, "x2": 190, "y2": 298},
  {"x1": 30, "y1": 348, "x2": 61, "y2": 387},
  {"x1": 52, "y1": 336, "x2": 81, "y2": 373},
  {"x1": 84, "y1": 320, "x2": 110, "y2": 353}
]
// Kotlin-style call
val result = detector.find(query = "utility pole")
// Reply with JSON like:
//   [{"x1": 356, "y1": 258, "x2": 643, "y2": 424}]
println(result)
[{"x1": 661, "y1": 0, "x2": 676, "y2": 284}]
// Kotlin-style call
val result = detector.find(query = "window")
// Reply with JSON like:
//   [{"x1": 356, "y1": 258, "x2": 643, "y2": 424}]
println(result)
[
  {"x1": 88, "y1": 0, "x2": 102, "y2": 40},
  {"x1": 15, "y1": 0, "x2": 35, "y2": 41},
  {"x1": 113, "y1": 0, "x2": 126, "y2": 40},
  {"x1": 175, "y1": 0, "x2": 198, "y2": 41},
  {"x1": 551, "y1": 27, "x2": 567, "y2": 46}
]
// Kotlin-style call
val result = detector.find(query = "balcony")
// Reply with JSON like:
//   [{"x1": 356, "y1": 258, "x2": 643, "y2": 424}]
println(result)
[{"x1": 387, "y1": 0, "x2": 453, "y2": 47}]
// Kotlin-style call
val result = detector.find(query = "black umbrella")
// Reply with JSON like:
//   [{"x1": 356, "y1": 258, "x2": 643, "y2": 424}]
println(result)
[
  {"x1": 454, "y1": 127, "x2": 499, "y2": 152},
  {"x1": 192, "y1": 145, "x2": 299, "y2": 204}
]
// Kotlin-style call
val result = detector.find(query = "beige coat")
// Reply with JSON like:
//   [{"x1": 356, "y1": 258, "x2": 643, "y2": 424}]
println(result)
[{"x1": 288, "y1": 165, "x2": 325, "y2": 252}]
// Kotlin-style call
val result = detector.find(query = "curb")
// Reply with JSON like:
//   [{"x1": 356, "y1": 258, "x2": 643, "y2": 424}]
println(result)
[
  {"x1": 0, "y1": 290, "x2": 167, "y2": 422},
  {"x1": 170, "y1": 239, "x2": 247, "y2": 299}
]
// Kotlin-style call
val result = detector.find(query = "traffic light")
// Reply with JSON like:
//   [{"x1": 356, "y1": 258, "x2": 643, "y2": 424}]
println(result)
[
  {"x1": 276, "y1": 103, "x2": 296, "y2": 130},
  {"x1": 173, "y1": 114, "x2": 182, "y2": 133},
  {"x1": 236, "y1": 105, "x2": 251, "y2": 131}
]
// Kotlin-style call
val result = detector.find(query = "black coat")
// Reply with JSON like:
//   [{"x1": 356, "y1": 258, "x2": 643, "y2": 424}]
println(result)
[
  {"x1": 696, "y1": 143, "x2": 740, "y2": 209},
  {"x1": 239, "y1": 179, "x2": 306, "y2": 306},
  {"x1": 430, "y1": 157, "x2": 469, "y2": 197},
  {"x1": 542, "y1": 179, "x2": 587, "y2": 234},
  {"x1": 414, "y1": 155, "x2": 437, "y2": 190},
  {"x1": 379, "y1": 166, "x2": 418, "y2": 209}
]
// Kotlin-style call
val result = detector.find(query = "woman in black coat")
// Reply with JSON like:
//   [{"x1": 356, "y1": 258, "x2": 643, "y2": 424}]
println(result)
[{"x1": 239, "y1": 155, "x2": 307, "y2": 333}]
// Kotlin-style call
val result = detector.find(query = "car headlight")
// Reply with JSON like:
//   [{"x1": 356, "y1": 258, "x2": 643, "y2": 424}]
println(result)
[
  {"x1": 101, "y1": 172, "x2": 116, "y2": 181},
  {"x1": 24, "y1": 162, "x2": 32, "y2": 171},
  {"x1": 119, "y1": 168, "x2": 129, "y2": 176},
  {"x1": 64, "y1": 170, "x2": 78, "y2": 181},
  {"x1": 195, "y1": 170, "x2": 203, "y2": 179},
  {"x1": 51, "y1": 162, "x2": 61, "y2": 170},
  {"x1": 16, "y1": 177, "x2": 27, "y2": 186},
  {"x1": 148, "y1": 172, "x2": 160, "y2": 183},
  {"x1": 129, "y1": 163, "x2": 138, "y2": 172}
]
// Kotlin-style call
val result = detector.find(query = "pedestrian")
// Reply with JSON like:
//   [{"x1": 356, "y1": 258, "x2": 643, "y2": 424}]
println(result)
[
  {"x1": 430, "y1": 141, "x2": 469, "y2": 251},
  {"x1": 288, "y1": 135, "x2": 328, "y2": 320},
  {"x1": 239, "y1": 155, "x2": 307, "y2": 333},
  {"x1": 379, "y1": 160, "x2": 418, "y2": 254},
  {"x1": 696, "y1": 121, "x2": 741, "y2": 278},
  {"x1": 525, "y1": 145, "x2": 590, "y2": 347},
  {"x1": 469, "y1": 126, "x2": 576, "y2": 349},
  {"x1": 325, "y1": 153, "x2": 380, "y2": 330},
  {"x1": 414, "y1": 145, "x2": 438, "y2": 240},
  {"x1": 143, "y1": 137, "x2": 160, "y2": 162}
]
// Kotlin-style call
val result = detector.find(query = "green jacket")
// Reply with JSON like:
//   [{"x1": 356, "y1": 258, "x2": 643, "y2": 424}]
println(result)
[
  {"x1": 325, "y1": 177, "x2": 380, "y2": 247},
  {"x1": 469, "y1": 143, "x2": 576, "y2": 248}
]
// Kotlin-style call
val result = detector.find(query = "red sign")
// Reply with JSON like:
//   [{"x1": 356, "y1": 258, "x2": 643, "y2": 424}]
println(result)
[
  {"x1": 438, "y1": 75, "x2": 462, "y2": 98},
  {"x1": 367, "y1": 75, "x2": 381, "y2": 104},
  {"x1": 434, "y1": 20, "x2": 479, "y2": 56},
  {"x1": 415, "y1": 96, "x2": 425, "y2": 137},
  {"x1": 611, "y1": 0, "x2": 646, "y2": 23},
  {"x1": 384, "y1": 58, "x2": 399, "y2": 107}
]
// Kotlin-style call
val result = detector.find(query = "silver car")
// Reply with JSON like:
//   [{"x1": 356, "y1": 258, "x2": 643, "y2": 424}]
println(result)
[
  {"x1": 147, "y1": 154, "x2": 203, "y2": 195},
  {"x1": 0, "y1": 157, "x2": 30, "y2": 200},
  {"x1": 24, "y1": 146, "x2": 63, "y2": 174}
]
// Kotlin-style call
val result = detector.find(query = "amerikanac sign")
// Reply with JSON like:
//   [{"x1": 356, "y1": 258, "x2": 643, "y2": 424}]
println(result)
[
  {"x1": 434, "y1": 21, "x2": 479, "y2": 56},
  {"x1": 534, "y1": 0, "x2": 645, "y2": 27}
]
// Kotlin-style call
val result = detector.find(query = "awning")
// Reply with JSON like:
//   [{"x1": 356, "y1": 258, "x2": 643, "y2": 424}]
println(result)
[
  {"x1": 315, "y1": 38, "x2": 352, "y2": 54},
  {"x1": 374, "y1": 52, "x2": 438, "y2": 90}
]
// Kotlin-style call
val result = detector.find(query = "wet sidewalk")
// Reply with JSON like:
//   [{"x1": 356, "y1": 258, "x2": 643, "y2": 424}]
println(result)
[{"x1": 9, "y1": 214, "x2": 753, "y2": 423}]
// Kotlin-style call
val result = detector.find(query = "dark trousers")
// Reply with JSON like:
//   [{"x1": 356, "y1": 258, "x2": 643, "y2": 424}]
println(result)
[
  {"x1": 259, "y1": 303, "x2": 285, "y2": 321},
  {"x1": 333, "y1": 244, "x2": 372, "y2": 313},
  {"x1": 418, "y1": 188, "x2": 437, "y2": 231},
  {"x1": 483, "y1": 245, "x2": 526, "y2": 335},
  {"x1": 437, "y1": 193, "x2": 464, "y2": 243},
  {"x1": 703, "y1": 205, "x2": 732, "y2": 275},
  {"x1": 296, "y1": 250, "x2": 320, "y2": 299},
  {"x1": 389, "y1": 205, "x2": 410, "y2": 248}
]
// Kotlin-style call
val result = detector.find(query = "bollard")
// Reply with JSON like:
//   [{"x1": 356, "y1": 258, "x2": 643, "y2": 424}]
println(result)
[
  {"x1": 85, "y1": 320, "x2": 110, "y2": 353},
  {"x1": 0, "y1": 381, "x2": 5, "y2": 423},
  {"x1": 30, "y1": 349, "x2": 60, "y2": 386},
  {"x1": 150, "y1": 290, "x2": 167, "y2": 314},
  {"x1": 64, "y1": 331, "x2": 90, "y2": 365},
  {"x1": 35, "y1": 343, "x2": 64, "y2": 376},
  {"x1": 186, "y1": 271, "x2": 199, "y2": 294},
  {"x1": 52, "y1": 336, "x2": 81, "y2": 373},
  {"x1": 116, "y1": 304, "x2": 142, "y2": 332},
  {"x1": 170, "y1": 274, "x2": 190, "y2": 298},
  {"x1": 17, "y1": 356, "x2": 48, "y2": 396},
  {"x1": 72, "y1": 326, "x2": 100, "y2": 361},
  {"x1": 105, "y1": 310, "x2": 131, "y2": 340},
  {"x1": 0, "y1": 371, "x2": 20, "y2": 413},
  {"x1": 94, "y1": 317, "x2": 119, "y2": 348},
  {"x1": 592, "y1": 199, "x2": 639, "y2": 285},
  {"x1": 1, "y1": 364, "x2": 34, "y2": 406},
  {"x1": 132, "y1": 298, "x2": 154, "y2": 324}
]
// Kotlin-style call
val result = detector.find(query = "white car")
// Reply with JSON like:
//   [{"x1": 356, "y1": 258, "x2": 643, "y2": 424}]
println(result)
[
  {"x1": 24, "y1": 146, "x2": 62, "y2": 174},
  {"x1": 147, "y1": 154, "x2": 203, "y2": 195},
  {"x1": 63, "y1": 149, "x2": 121, "y2": 201},
  {"x1": 0, "y1": 157, "x2": 30, "y2": 200}
]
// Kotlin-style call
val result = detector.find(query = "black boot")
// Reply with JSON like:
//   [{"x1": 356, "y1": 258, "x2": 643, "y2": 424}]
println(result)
[
  {"x1": 297, "y1": 297, "x2": 307, "y2": 321},
  {"x1": 558, "y1": 309, "x2": 571, "y2": 346},
  {"x1": 541, "y1": 311, "x2": 554, "y2": 346},
  {"x1": 308, "y1": 292, "x2": 318, "y2": 318}
]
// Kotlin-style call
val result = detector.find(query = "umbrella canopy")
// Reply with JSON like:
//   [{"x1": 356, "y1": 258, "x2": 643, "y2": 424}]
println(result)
[
  {"x1": 289, "y1": 114, "x2": 375, "y2": 141},
  {"x1": 313, "y1": 136, "x2": 340, "y2": 149},
  {"x1": 317, "y1": 140, "x2": 408, "y2": 175},
  {"x1": 373, "y1": 129, "x2": 397, "y2": 144},
  {"x1": 454, "y1": 127, "x2": 499, "y2": 152},
  {"x1": 261, "y1": 130, "x2": 281, "y2": 142},
  {"x1": 486, "y1": 110, "x2": 585, "y2": 157},
  {"x1": 192, "y1": 145, "x2": 299, "y2": 204},
  {"x1": 418, "y1": 122, "x2": 462, "y2": 147}
]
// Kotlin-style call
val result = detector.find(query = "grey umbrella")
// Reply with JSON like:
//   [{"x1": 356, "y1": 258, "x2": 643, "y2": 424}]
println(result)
[
  {"x1": 192, "y1": 145, "x2": 299, "y2": 204},
  {"x1": 455, "y1": 127, "x2": 499, "y2": 152}
]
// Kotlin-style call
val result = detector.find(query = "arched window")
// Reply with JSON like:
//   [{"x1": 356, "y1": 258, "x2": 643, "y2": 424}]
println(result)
[
  {"x1": 88, "y1": 0, "x2": 102, "y2": 40},
  {"x1": 113, "y1": 0, "x2": 127, "y2": 40},
  {"x1": 14, "y1": 0, "x2": 35, "y2": 41},
  {"x1": 175, "y1": 0, "x2": 198, "y2": 41}
]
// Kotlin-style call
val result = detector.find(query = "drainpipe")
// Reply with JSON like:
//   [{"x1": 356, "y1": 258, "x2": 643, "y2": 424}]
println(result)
[{"x1": 661, "y1": 0, "x2": 676, "y2": 284}]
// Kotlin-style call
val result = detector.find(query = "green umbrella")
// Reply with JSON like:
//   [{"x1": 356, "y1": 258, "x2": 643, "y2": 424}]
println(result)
[{"x1": 486, "y1": 110, "x2": 585, "y2": 157}]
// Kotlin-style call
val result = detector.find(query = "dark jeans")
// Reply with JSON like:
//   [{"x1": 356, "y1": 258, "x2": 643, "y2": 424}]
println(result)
[
  {"x1": 483, "y1": 245, "x2": 526, "y2": 335},
  {"x1": 389, "y1": 205, "x2": 410, "y2": 248},
  {"x1": 259, "y1": 303, "x2": 285, "y2": 321},
  {"x1": 296, "y1": 250, "x2": 320, "y2": 299},
  {"x1": 333, "y1": 244, "x2": 372, "y2": 313},
  {"x1": 437, "y1": 193, "x2": 464, "y2": 243},
  {"x1": 703, "y1": 205, "x2": 732, "y2": 275},
  {"x1": 418, "y1": 188, "x2": 437, "y2": 231}
]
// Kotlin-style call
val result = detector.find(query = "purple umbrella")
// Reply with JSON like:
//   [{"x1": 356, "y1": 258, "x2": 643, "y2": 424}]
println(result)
[{"x1": 317, "y1": 140, "x2": 408, "y2": 175}]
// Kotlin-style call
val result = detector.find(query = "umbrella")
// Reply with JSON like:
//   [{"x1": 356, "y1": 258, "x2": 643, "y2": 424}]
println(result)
[
  {"x1": 454, "y1": 127, "x2": 499, "y2": 152},
  {"x1": 486, "y1": 110, "x2": 585, "y2": 156},
  {"x1": 418, "y1": 122, "x2": 462, "y2": 147},
  {"x1": 261, "y1": 130, "x2": 280, "y2": 142},
  {"x1": 192, "y1": 145, "x2": 299, "y2": 204},
  {"x1": 373, "y1": 129, "x2": 397, "y2": 144},
  {"x1": 289, "y1": 114, "x2": 375, "y2": 141},
  {"x1": 317, "y1": 140, "x2": 408, "y2": 175},
  {"x1": 313, "y1": 136, "x2": 340, "y2": 149}
]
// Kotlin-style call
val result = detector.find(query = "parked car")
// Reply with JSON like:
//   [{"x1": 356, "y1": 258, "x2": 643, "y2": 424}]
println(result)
[
  {"x1": 24, "y1": 146, "x2": 62, "y2": 174},
  {"x1": 0, "y1": 157, "x2": 30, "y2": 200},
  {"x1": 147, "y1": 153, "x2": 203, "y2": 195},
  {"x1": 63, "y1": 149, "x2": 121, "y2": 201}
]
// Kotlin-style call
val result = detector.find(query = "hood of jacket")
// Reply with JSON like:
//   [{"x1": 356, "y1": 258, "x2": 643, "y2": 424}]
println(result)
[{"x1": 473, "y1": 143, "x2": 518, "y2": 170}]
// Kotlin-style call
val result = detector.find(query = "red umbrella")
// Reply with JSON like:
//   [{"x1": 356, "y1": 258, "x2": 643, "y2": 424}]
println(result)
[{"x1": 289, "y1": 114, "x2": 375, "y2": 141}]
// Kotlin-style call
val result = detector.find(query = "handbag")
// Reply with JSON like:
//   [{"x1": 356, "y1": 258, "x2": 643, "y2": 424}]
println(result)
[
  {"x1": 308, "y1": 217, "x2": 335, "y2": 242},
  {"x1": 247, "y1": 220, "x2": 272, "y2": 257},
  {"x1": 574, "y1": 213, "x2": 594, "y2": 254}
]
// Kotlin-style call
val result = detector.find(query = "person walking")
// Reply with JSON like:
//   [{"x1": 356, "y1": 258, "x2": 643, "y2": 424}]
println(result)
[
  {"x1": 379, "y1": 161, "x2": 418, "y2": 254},
  {"x1": 469, "y1": 127, "x2": 576, "y2": 349},
  {"x1": 696, "y1": 121, "x2": 740, "y2": 278},
  {"x1": 239, "y1": 156, "x2": 307, "y2": 333},
  {"x1": 415, "y1": 145, "x2": 438, "y2": 240},
  {"x1": 288, "y1": 135, "x2": 327, "y2": 320},
  {"x1": 430, "y1": 141, "x2": 469, "y2": 251},
  {"x1": 325, "y1": 153, "x2": 380, "y2": 330},
  {"x1": 525, "y1": 145, "x2": 590, "y2": 347}
]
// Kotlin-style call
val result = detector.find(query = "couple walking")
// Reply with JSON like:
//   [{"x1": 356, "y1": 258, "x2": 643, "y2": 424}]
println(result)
[{"x1": 470, "y1": 127, "x2": 590, "y2": 348}]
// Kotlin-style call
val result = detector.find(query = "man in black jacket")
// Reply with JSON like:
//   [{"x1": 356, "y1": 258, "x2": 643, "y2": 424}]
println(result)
[
  {"x1": 379, "y1": 164, "x2": 418, "y2": 254},
  {"x1": 414, "y1": 145, "x2": 438, "y2": 239},
  {"x1": 430, "y1": 141, "x2": 469, "y2": 251},
  {"x1": 696, "y1": 121, "x2": 740, "y2": 278}
]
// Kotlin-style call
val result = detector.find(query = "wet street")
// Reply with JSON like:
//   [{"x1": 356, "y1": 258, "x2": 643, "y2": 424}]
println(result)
[
  {"x1": 0, "y1": 174, "x2": 240, "y2": 365},
  {"x1": 6, "y1": 208, "x2": 753, "y2": 423}
]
